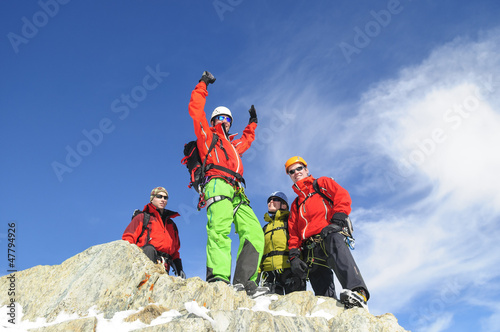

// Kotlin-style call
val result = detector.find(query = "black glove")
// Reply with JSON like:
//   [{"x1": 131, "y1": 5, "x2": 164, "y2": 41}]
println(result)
[
  {"x1": 199, "y1": 71, "x2": 216, "y2": 86},
  {"x1": 320, "y1": 223, "x2": 342, "y2": 239},
  {"x1": 248, "y1": 105, "x2": 257, "y2": 124},
  {"x1": 289, "y1": 248, "x2": 308, "y2": 280},
  {"x1": 173, "y1": 258, "x2": 186, "y2": 279},
  {"x1": 321, "y1": 212, "x2": 350, "y2": 239}
]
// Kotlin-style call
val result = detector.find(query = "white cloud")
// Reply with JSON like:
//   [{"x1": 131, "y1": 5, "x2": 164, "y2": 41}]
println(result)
[
  {"x1": 415, "y1": 312, "x2": 454, "y2": 332},
  {"x1": 242, "y1": 26, "x2": 500, "y2": 330},
  {"x1": 351, "y1": 29, "x2": 500, "y2": 324}
]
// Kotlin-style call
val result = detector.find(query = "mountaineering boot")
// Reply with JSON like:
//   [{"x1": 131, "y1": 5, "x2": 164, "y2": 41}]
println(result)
[
  {"x1": 233, "y1": 282, "x2": 270, "y2": 299},
  {"x1": 232, "y1": 283, "x2": 245, "y2": 292},
  {"x1": 340, "y1": 288, "x2": 368, "y2": 310}
]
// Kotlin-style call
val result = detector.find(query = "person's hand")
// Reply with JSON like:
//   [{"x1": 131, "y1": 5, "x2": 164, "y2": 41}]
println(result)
[
  {"x1": 320, "y1": 223, "x2": 342, "y2": 239},
  {"x1": 199, "y1": 71, "x2": 216, "y2": 86},
  {"x1": 173, "y1": 258, "x2": 186, "y2": 278},
  {"x1": 248, "y1": 105, "x2": 257, "y2": 124},
  {"x1": 289, "y1": 248, "x2": 308, "y2": 279}
]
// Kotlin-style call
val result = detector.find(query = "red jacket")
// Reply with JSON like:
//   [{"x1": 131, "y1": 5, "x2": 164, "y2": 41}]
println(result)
[
  {"x1": 188, "y1": 82, "x2": 256, "y2": 182},
  {"x1": 122, "y1": 203, "x2": 181, "y2": 260},
  {"x1": 288, "y1": 176, "x2": 352, "y2": 249}
]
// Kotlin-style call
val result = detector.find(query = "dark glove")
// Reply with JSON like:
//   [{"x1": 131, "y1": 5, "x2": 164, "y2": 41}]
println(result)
[
  {"x1": 173, "y1": 258, "x2": 186, "y2": 279},
  {"x1": 320, "y1": 223, "x2": 342, "y2": 239},
  {"x1": 321, "y1": 212, "x2": 350, "y2": 239},
  {"x1": 289, "y1": 248, "x2": 308, "y2": 280},
  {"x1": 248, "y1": 105, "x2": 257, "y2": 124},
  {"x1": 199, "y1": 71, "x2": 216, "y2": 86}
]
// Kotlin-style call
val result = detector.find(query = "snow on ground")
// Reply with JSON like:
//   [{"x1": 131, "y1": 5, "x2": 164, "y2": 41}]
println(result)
[{"x1": 0, "y1": 296, "x2": 307, "y2": 331}]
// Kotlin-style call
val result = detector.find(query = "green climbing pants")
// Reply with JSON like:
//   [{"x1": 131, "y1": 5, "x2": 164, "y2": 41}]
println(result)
[{"x1": 204, "y1": 178, "x2": 264, "y2": 286}]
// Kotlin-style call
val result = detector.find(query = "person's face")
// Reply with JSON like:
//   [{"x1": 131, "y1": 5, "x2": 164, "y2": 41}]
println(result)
[
  {"x1": 212, "y1": 115, "x2": 231, "y2": 132},
  {"x1": 151, "y1": 193, "x2": 168, "y2": 210},
  {"x1": 267, "y1": 197, "x2": 288, "y2": 213},
  {"x1": 287, "y1": 163, "x2": 308, "y2": 183}
]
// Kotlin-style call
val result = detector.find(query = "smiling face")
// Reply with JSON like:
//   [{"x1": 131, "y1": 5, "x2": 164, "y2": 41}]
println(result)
[
  {"x1": 287, "y1": 162, "x2": 308, "y2": 183},
  {"x1": 267, "y1": 197, "x2": 288, "y2": 213},
  {"x1": 151, "y1": 193, "x2": 168, "y2": 210}
]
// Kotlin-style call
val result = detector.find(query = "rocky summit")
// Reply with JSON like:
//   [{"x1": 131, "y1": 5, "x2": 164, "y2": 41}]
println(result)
[{"x1": 0, "y1": 240, "x2": 408, "y2": 331}]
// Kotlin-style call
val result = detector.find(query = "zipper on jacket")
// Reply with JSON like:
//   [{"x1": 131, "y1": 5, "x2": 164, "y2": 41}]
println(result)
[{"x1": 295, "y1": 184, "x2": 310, "y2": 241}]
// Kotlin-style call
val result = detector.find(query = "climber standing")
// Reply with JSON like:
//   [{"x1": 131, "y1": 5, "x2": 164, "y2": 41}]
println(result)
[
  {"x1": 259, "y1": 191, "x2": 306, "y2": 295},
  {"x1": 122, "y1": 187, "x2": 186, "y2": 278},
  {"x1": 188, "y1": 71, "x2": 267, "y2": 297},
  {"x1": 285, "y1": 156, "x2": 370, "y2": 309}
]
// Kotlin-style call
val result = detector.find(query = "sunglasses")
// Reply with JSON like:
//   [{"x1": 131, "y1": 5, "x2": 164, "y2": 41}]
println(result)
[
  {"x1": 155, "y1": 194, "x2": 168, "y2": 200},
  {"x1": 288, "y1": 165, "x2": 305, "y2": 175},
  {"x1": 215, "y1": 115, "x2": 232, "y2": 123},
  {"x1": 268, "y1": 197, "x2": 282, "y2": 203}
]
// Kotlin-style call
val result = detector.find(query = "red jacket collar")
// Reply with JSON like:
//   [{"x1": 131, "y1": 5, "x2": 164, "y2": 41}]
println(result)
[
  {"x1": 292, "y1": 175, "x2": 315, "y2": 197},
  {"x1": 211, "y1": 124, "x2": 237, "y2": 141},
  {"x1": 143, "y1": 203, "x2": 180, "y2": 219}
]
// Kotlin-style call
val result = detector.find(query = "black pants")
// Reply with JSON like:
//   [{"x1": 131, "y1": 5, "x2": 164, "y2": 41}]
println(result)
[
  {"x1": 262, "y1": 268, "x2": 306, "y2": 295},
  {"x1": 305, "y1": 232, "x2": 369, "y2": 300},
  {"x1": 142, "y1": 244, "x2": 158, "y2": 262},
  {"x1": 142, "y1": 244, "x2": 174, "y2": 275}
]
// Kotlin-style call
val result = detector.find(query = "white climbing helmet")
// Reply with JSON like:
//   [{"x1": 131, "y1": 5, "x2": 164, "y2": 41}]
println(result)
[{"x1": 210, "y1": 106, "x2": 233, "y2": 124}]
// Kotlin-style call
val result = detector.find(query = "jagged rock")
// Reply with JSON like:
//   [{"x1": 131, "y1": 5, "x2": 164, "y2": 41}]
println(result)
[
  {"x1": 310, "y1": 296, "x2": 345, "y2": 317},
  {"x1": 330, "y1": 308, "x2": 407, "y2": 331},
  {"x1": 269, "y1": 290, "x2": 317, "y2": 315},
  {"x1": 150, "y1": 276, "x2": 254, "y2": 311},
  {"x1": 209, "y1": 310, "x2": 330, "y2": 332},
  {"x1": 0, "y1": 240, "x2": 409, "y2": 331},
  {"x1": 125, "y1": 304, "x2": 169, "y2": 325},
  {"x1": 0, "y1": 240, "x2": 165, "y2": 322},
  {"x1": 134, "y1": 315, "x2": 213, "y2": 331},
  {"x1": 27, "y1": 316, "x2": 97, "y2": 332}
]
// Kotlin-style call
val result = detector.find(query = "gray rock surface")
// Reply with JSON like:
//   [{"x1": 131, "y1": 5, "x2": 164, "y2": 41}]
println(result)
[{"x1": 0, "y1": 240, "x2": 409, "y2": 331}]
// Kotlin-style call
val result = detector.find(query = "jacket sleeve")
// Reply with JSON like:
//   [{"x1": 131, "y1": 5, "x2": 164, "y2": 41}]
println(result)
[
  {"x1": 232, "y1": 122, "x2": 257, "y2": 155},
  {"x1": 321, "y1": 177, "x2": 352, "y2": 215},
  {"x1": 188, "y1": 82, "x2": 216, "y2": 158},
  {"x1": 287, "y1": 199, "x2": 301, "y2": 250},
  {"x1": 170, "y1": 221, "x2": 181, "y2": 261},
  {"x1": 122, "y1": 214, "x2": 145, "y2": 246}
]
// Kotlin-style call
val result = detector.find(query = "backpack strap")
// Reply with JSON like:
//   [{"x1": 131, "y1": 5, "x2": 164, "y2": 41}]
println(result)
[
  {"x1": 199, "y1": 133, "x2": 219, "y2": 178},
  {"x1": 295, "y1": 178, "x2": 333, "y2": 214},
  {"x1": 134, "y1": 211, "x2": 151, "y2": 246},
  {"x1": 261, "y1": 250, "x2": 289, "y2": 260},
  {"x1": 205, "y1": 165, "x2": 246, "y2": 186},
  {"x1": 313, "y1": 178, "x2": 334, "y2": 205},
  {"x1": 201, "y1": 133, "x2": 246, "y2": 187}
]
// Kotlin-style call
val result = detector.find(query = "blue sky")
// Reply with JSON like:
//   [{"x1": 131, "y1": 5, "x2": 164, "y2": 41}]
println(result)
[{"x1": 2, "y1": 1, "x2": 500, "y2": 331}]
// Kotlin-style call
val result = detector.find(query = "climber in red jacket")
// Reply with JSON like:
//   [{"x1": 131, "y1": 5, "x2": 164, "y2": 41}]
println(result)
[
  {"x1": 285, "y1": 156, "x2": 369, "y2": 309},
  {"x1": 122, "y1": 187, "x2": 185, "y2": 278}
]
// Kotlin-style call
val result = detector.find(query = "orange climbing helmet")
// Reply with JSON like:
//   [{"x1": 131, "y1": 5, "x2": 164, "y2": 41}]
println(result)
[{"x1": 284, "y1": 156, "x2": 307, "y2": 173}]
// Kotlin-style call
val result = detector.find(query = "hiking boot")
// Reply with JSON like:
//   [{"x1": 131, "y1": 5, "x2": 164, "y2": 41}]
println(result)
[
  {"x1": 232, "y1": 283, "x2": 270, "y2": 298},
  {"x1": 232, "y1": 283, "x2": 246, "y2": 292},
  {"x1": 340, "y1": 288, "x2": 368, "y2": 310},
  {"x1": 246, "y1": 285, "x2": 271, "y2": 298}
]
